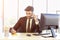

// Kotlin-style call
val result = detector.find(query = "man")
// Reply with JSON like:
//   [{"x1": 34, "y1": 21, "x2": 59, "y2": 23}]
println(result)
[{"x1": 10, "y1": 6, "x2": 42, "y2": 34}]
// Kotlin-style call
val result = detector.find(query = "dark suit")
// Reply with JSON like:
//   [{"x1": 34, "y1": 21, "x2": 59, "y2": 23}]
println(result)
[{"x1": 10, "y1": 16, "x2": 41, "y2": 33}]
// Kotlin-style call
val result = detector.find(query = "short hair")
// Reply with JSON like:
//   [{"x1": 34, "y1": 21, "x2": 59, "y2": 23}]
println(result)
[{"x1": 25, "y1": 6, "x2": 34, "y2": 11}]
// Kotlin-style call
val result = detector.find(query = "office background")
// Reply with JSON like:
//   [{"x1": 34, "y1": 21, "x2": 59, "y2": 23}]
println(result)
[{"x1": 0, "y1": 0, "x2": 60, "y2": 33}]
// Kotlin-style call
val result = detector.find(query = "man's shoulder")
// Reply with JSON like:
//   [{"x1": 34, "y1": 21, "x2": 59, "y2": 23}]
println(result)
[
  {"x1": 18, "y1": 16, "x2": 26, "y2": 20},
  {"x1": 20, "y1": 16, "x2": 26, "y2": 19}
]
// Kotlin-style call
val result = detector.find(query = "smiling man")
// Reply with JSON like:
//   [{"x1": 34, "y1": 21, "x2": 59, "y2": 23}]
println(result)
[{"x1": 10, "y1": 6, "x2": 42, "y2": 34}]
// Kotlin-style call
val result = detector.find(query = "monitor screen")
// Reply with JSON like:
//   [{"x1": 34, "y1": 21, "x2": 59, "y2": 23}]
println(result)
[
  {"x1": 43, "y1": 14, "x2": 58, "y2": 25},
  {"x1": 40, "y1": 13, "x2": 59, "y2": 29}
]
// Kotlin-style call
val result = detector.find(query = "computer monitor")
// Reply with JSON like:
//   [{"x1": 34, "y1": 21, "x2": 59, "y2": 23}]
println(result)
[{"x1": 40, "y1": 13, "x2": 59, "y2": 30}]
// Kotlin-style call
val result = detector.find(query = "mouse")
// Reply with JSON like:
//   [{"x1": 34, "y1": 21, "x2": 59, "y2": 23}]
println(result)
[{"x1": 26, "y1": 34, "x2": 31, "y2": 36}]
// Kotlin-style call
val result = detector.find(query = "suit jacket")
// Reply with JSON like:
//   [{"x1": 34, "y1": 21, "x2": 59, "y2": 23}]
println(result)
[{"x1": 10, "y1": 16, "x2": 41, "y2": 33}]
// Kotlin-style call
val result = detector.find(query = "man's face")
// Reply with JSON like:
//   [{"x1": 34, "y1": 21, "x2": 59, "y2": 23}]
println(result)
[{"x1": 26, "y1": 11, "x2": 33, "y2": 17}]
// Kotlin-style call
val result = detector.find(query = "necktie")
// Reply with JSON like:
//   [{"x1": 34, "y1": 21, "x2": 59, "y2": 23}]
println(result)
[{"x1": 27, "y1": 19, "x2": 30, "y2": 32}]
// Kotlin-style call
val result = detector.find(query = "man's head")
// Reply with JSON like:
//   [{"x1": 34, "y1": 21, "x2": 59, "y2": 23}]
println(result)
[{"x1": 25, "y1": 6, "x2": 34, "y2": 18}]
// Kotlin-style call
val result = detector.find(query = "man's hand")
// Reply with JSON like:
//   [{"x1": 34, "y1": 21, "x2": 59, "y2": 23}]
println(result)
[
  {"x1": 32, "y1": 14, "x2": 38, "y2": 21},
  {"x1": 32, "y1": 14, "x2": 39, "y2": 25},
  {"x1": 11, "y1": 28, "x2": 16, "y2": 34}
]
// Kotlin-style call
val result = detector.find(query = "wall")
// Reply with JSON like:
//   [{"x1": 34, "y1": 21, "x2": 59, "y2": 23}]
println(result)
[
  {"x1": 0, "y1": 0, "x2": 60, "y2": 33},
  {"x1": 0, "y1": 0, "x2": 4, "y2": 33}
]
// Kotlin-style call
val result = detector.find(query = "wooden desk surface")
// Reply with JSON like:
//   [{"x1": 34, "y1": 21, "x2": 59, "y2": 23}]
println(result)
[{"x1": 0, "y1": 33, "x2": 60, "y2": 40}]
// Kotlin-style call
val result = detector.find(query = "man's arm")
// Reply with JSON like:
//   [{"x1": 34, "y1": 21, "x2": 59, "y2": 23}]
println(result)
[
  {"x1": 33, "y1": 14, "x2": 42, "y2": 33},
  {"x1": 35, "y1": 19, "x2": 42, "y2": 33},
  {"x1": 13, "y1": 18, "x2": 21, "y2": 31},
  {"x1": 9, "y1": 18, "x2": 22, "y2": 33}
]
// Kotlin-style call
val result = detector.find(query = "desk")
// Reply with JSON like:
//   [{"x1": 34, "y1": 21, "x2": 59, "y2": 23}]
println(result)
[{"x1": 0, "y1": 33, "x2": 60, "y2": 40}]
